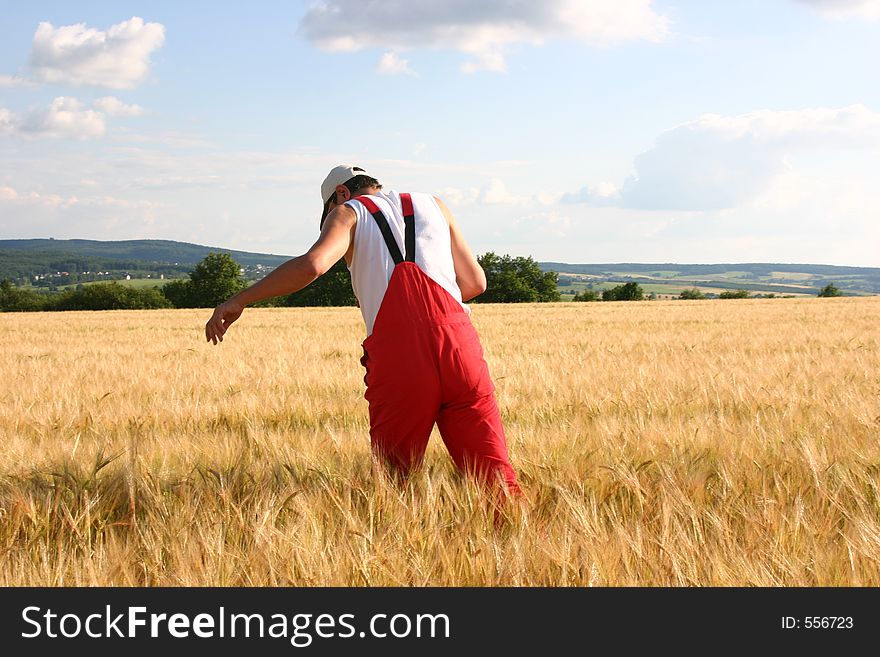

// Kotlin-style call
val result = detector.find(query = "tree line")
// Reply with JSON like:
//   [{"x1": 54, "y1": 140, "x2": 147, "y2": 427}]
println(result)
[
  {"x1": 570, "y1": 282, "x2": 845, "y2": 302},
  {"x1": 1, "y1": 251, "x2": 561, "y2": 312},
  {"x1": 675, "y1": 283, "x2": 843, "y2": 300},
  {"x1": 1, "y1": 252, "x2": 848, "y2": 313}
]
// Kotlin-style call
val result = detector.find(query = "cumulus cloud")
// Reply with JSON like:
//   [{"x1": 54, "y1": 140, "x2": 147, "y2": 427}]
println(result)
[
  {"x1": 299, "y1": 0, "x2": 669, "y2": 73},
  {"x1": 376, "y1": 51, "x2": 418, "y2": 76},
  {"x1": 567, "y1": 105, "x2": 880, "y2": 211},
  {"x1": 1, "y1": 96, "x2": 147, "y2": 140},
  {"x1": 93, "y1": 96, "x2": 145, "y2": 116},
  {"x1": 797, "y1": 0, "x2": 880, "y2": 20},
  {"x1": 30, "y1": 17, "x2": 165, "y2": 88},
  {"x1": 562, "y1": 181, "x2": 620, "y2": 206},
  {"x1": 0, "y1": 97, "x2": 106, "y2": 139},
  {"x1": 436, "y1": 178, "x2": 532, "y2": 206}
]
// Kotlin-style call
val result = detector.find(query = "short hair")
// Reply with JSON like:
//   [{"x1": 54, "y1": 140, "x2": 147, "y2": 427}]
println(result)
[
  {"x1": 343, "y1": 174, "x2": 382, "y2": 196},
  {"x1": 320, "y1": 174, "x2": 383, "y2": 228}
]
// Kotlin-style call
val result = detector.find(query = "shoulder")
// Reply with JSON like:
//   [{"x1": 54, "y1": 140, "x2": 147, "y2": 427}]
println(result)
[
  {"x1": 325, "y1": 202, "x2": 357, "y2": 229},
  {"x1": 397, "y1": 191, "x2": 447, "y2": 216},
  {"x1": 429, "y1": 195, "x2": 454, "y2": 224}
]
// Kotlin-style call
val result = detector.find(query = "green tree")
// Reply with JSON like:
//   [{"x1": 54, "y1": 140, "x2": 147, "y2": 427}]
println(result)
[
  {"x1": 818, "y1": 283, "x2": 843, "y2": 297},
  {"x1": 284, "y1": 260, "x2": 357, "y2": 306},
  {"x1": 679, "y1": 287, "x2": 705, "y2": 300},
  {"x1": 719, "y1": 289, "x2": 750, "y2": 299},
  {"x1": 189, "y1": 252, "x2": 246, "y2": 307},
  {"x1": 162, "y1": 252, "x2": 246, "y2": 308},
  {"x1": 476, "y1": 252, "x2": 560, "y2": 303},
  {"x1": 572, "y1": 289, "x2": 600, "y2": 302},
  {"x1": 602, "y1": 282, "x2": 644, "y2": 301}
]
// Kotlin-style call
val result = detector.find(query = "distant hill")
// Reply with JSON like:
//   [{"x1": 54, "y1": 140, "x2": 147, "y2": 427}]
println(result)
[
  {"x1": 538, "y1": 262, "x2": 878, "y2": 277},
  {"x1": 0, "y1": 238, "x2": 293, "y2": 286},
  {"x1": 539, "y1": 262, "x2": 880, "y2": 296},
  {"x1": 0, "y1": 238, "x2": 291, "y2": 268}
]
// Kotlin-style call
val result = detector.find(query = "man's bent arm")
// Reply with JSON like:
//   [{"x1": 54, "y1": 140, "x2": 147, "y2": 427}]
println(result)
[
  {"x1": 231, "y1": 254, "x2": 320, "y2": 307},
  {"x1": 232, "y1": 205, "x2": 354, "y2": 304},
  {"x1": 205, "y1": 205, "x2": 354, "y2": 344}
]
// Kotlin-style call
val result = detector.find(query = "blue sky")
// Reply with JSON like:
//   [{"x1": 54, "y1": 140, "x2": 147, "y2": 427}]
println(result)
[{"x1": 1, "y1": 0, "x2": 878, "y2": 266}]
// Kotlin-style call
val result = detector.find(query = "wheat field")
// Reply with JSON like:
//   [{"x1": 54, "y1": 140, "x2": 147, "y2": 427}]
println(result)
[{"x1": 1, "y1": 297, "x2": 878, "y2": 586}]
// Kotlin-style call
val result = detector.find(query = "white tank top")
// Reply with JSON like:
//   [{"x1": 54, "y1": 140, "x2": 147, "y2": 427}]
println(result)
[{"x1": 345, "y1": 190, "x2": 467, "y2": 335}]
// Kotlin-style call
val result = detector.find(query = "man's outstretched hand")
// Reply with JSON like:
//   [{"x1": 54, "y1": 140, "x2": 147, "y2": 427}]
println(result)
[{"x1": 205, "y1": 300, "x2": 244, "y2": 345}]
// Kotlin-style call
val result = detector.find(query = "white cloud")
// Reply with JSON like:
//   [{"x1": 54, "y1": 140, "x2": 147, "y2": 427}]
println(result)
[
  {"x1": 797, "y1": 0, "x2": 880, "y2": 20},
  {"x1": 479, "y1": 178, "x2": 527, "y2": 204},
  {"x1": 299, "y1": 0, "x2": 669, "y2": 73},
  {"x1": 435, "y1": 185, "x2": 479, "y2": 206},
  {"x1": 30, "y1": 17, "x2": 165, "y2": 88},
  {"x1": 1, "y1": 97, "x2": 106, "y2": 139},
  {"x1": 748, "y1": 164, "x2": 806, "y2": 212},
  {"x1": 93, "y1": 96, "x2": 145, "y2": 116},
  {"x1": 437, "y1": 177, "x2": 555, "y2": 207},
  {"x1": 568, "y1": 105, "x2": 880, "y2": 211},
  {"x1": 535, "y1": 190, "x2": 564, "y2": 205},
  {"x1": 683, "y1": 105, "x2": 880, "y2": 145},
  {"x1": 749, "y1": 164, "x2": 878, "y2": 225},
  {"x1": 376, "y1": 51, "x2": 418, "y2": 76},
  {"x1": 438, "y1": 178, "x2": 530, "y2": 205},
  {"x1": 562, "y1": 181, "x2": 620, "y2": 206}
]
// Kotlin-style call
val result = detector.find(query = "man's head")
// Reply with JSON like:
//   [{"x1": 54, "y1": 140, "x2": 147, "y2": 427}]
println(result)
[{"x1": 320, "y1": 164, "x2": 382, "y2": 228}]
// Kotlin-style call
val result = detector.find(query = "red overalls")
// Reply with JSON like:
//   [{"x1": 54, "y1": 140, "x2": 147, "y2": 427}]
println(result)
[{"x1": 355, "y1": 194, "x2": 522, "y2": 498}]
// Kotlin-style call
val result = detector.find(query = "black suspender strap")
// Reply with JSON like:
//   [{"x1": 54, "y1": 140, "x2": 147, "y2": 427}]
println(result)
[
  {"x1": 354, "y1": 195, "x2": 416, "y2": 265},
  {"x1": 400, "y1": 193, "x2": 415, "y2": 263},
  {"x1": 355, "y1": 196, "x2": 404, "y2": 265}
]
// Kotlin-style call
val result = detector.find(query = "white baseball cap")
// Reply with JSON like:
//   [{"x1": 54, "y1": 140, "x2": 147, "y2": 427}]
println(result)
[{"x1": 321, "y1": 164, "x2": 371, "y2": 204}]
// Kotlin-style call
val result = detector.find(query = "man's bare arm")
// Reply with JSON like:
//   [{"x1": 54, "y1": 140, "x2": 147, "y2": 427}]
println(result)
[
  {"x1": 233, "y1": 206, "x2": 354, "y2": 305},
  {"x1": 434, "y1": 196, "x2": 487, "y2": 302},
  {"x1": 205, "y1": 205, "x2": 355, "y2": 344}
]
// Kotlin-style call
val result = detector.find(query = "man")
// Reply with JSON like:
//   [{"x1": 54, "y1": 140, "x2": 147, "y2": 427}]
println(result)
[{"x1": 205, "y1": 165, "x2": 522, "y2": 498}]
